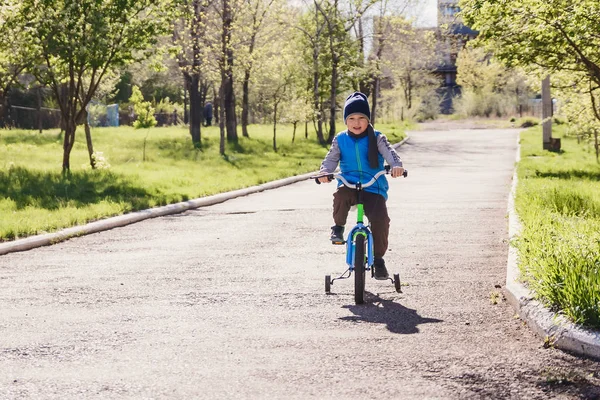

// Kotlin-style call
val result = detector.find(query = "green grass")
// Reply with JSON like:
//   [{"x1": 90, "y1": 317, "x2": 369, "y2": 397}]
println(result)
[
  {"x1": 515, "y1": 125, "x2": 600, "y2": 329},
  {"x1": 0, "y1": 122, "x2": 408, "y2": 241}
]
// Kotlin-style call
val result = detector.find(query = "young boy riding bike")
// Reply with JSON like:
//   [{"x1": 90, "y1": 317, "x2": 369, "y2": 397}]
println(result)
[{"x1": 318, "y1": 92, "x2": 404, "y2": 280}]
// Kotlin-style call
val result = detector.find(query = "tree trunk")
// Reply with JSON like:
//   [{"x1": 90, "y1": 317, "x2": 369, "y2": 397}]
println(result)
[
  {"x1": 407, "y1": 73, "x2": 412, "y2": 110},
  {"x1": 219, "y1": 82, "x2": 226, "y2": 156},
  {"x1": 542, "y1": 75, "x2": 553, "y2": 149},
  {"x1": 183, "y1": 80, "x2": 189, "y2": 124},
  {"x1": 188, "y1": 74, "x2": 202, "y2": 147},
  {"x1": 222, "y1": 0, "x2": 238, "y2": 142},
  {"x1": 357, "y1": 18, "x2": 370, "y2": 95},
  {"x1": 273, "y1": 101, "x2": 278, "y2": 152},
  {"x1": 242, "y1": 70, "x2": 251, "y2": 138},
  {"x1": 62, "y1": 119, "x2": 77, "y2": 173},
  {"x1": 313, "y1": 66, "x2": 324, "y2": 145},
  {"x1": 199, "y1": 79, "x2": 209, "y2": 126},
  {"x1": 371, "y1": 76, "x2": 380, "y2": 126},
  {"x1": 292, "y1": 121, "x2": 297, "y2": 143},
  {"x1": 328, "y1": 54, "x2": 338, "y2": 143},
  {"x1": 312, "y1": 8, "x2": 325, "y2": 145},
  {"x1": 224, "y1": 76, "x2": 237, "y2": 141},
  {"x1": 84, "y1": 113, "x2": 96, "y2": 169}
]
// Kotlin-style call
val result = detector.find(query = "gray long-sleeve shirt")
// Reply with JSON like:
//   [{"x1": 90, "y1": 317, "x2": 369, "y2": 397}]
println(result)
[{"x1": 320, "y1": 132, "x2": 403, "y2": 173}]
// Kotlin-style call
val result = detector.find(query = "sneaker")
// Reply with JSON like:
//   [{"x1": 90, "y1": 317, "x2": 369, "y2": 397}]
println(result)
[
  {"x1": 330, "y1": 225, "x2": 345, "y2": 245},
  {"x1": 373, "y1": 258, "x2": 389, "y2": 280}
]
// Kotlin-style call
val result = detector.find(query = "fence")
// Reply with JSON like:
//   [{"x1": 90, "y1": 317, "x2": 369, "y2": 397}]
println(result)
[
  {"x1": 0, "y1": 105, "x2": 62, "y2": 130},
  {"x1": 1, "y1": 104, "x2": 183, "y2": 130}
]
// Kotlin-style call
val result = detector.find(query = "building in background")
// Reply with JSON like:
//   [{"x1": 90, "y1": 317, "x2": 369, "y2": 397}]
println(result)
[{"x1": 435, "y1": 0, "x2": 478, "y2": 113}]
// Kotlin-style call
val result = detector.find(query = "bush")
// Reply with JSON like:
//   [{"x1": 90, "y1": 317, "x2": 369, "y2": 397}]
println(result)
[
  {"x1": 130, "y1": 86, "x2": 157, "y2": 129},
  {"x1": 517, "y1": 116, "x2": 540, "y2": 128},
  {"x1": 453, "y1": 88, "x2": 515, "y2": 118},
  {"x1": 415, "y1": 91, "x2": 441, "y2": 122}
]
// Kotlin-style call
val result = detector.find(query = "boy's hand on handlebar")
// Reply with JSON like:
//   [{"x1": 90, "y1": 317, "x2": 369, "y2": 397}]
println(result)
[
  {"x1": 318, "y1": 176, "x2": 331, "y2": 183},
  {"x1": 391, "y1": 166, "x2": 405, "y2": 178}
]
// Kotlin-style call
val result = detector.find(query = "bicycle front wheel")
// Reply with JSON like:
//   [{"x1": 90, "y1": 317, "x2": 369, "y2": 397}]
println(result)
[{"x1": 354, "y1": 233, "x2": 366, "y2": 304}]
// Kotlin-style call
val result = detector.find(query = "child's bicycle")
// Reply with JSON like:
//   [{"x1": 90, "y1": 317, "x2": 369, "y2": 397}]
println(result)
[{"x1": 314, "y1": 165, "x2": 408, "y2": 304}]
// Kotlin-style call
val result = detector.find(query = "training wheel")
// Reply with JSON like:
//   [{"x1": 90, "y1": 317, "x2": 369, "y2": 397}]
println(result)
[
  {"x1": 325, "y1": 275, "x2": 331, "y2": 293},
  {"x1": 393, "y1": 273, "x2": 402, "y2": 293}
]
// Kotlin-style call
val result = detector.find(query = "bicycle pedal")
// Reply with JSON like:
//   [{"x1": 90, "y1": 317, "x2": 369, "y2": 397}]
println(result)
[{"x1": 331, "y1": 240, "x2": 346, "y2": 245}]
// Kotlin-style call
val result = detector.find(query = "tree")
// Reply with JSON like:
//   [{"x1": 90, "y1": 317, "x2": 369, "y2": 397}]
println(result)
[
  {"x1": 359, "y1": 0, "x2": 413, "y2": 124},
  {"x1": 173, "y1": 0, "x2": 216, "y2": 148},
  {"x1": 219, "y1": 0, "x2": 239, "y2": 144},
  {"x1": 0, "y1": 3, "x2": 33, "y2": 127},
  {"x1": 454, "y1": 46, "x2": 533, "y2": 117},
  {"x1": 374, "y1": 16, "x2": 438, "y2": 122},
  {"x1": 255, "y1": 35, "x2": 303, "y2": 151},
  {"x1": 237, "y1": 0, "x2": 278, "y2": 138},
  {"x1": 5, "y1": 0, "x2": 170, "y2": 172},
  {"x1": 555, "y1": 74, "x2": 600, "y2": 161},
  {"x1": 460, "y1": 0, "x2": 600, "y2": 125},
  {"x1": 314, "y1": 0, "x2": 375, "y2": 143},
  {"x1": 295, "y1": 4, "x2": 328, "y2": 144}
]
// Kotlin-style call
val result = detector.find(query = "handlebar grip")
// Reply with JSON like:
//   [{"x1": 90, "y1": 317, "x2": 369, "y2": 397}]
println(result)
[
  {"x1": 385, "y1": 165, "x2": 408, "y2": 177},
  {"x1": 314, "y1": 174, "x2": 335, "y2": 184}
]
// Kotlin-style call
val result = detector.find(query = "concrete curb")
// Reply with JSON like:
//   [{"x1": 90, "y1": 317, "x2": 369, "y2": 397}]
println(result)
[
  {"x1": 0, "y1": 171, "x2": 318, "y2": 256},
  {"x1": 0, "y1": 135, "x2": 412, "y2": 257},
  {"x1": 505, "y1": 136, "x2": 600, "y2": 360}
]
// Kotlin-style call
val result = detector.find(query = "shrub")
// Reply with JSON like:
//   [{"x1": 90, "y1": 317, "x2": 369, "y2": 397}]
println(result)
[
  {"x1": 517, "y1": 116, "x2": 540, "y2": 128},
  {"x1": 130, "y1": 86, "x2": 157, "y2": 129}
]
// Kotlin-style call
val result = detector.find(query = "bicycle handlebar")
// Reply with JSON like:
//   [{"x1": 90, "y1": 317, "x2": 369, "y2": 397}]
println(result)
[{"x1": 313, "y1": 165, "x2": 408, "y2": 189}]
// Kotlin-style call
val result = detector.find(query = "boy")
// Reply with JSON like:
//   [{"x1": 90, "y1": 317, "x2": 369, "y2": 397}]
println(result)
[{"x1": 318, "y1": 92, "x2": 404, "y2": 280}]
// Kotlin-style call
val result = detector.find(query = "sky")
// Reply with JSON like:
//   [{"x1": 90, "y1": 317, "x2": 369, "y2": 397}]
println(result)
[{"x1": 410, "y1": 0, "x2": 438, "y2": 28}]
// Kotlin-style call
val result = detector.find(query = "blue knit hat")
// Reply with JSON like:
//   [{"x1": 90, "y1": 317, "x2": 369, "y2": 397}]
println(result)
[{"x1": 343, "y1": 92, "x2": 371, "y2": 122}]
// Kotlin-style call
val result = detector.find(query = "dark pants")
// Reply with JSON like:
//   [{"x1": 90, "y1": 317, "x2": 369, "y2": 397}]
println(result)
[{"x1": 332, "y1": 186, "x2": 390, "y2": 259}]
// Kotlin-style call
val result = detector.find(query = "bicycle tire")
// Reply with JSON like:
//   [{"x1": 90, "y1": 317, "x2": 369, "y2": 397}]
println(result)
[
  {"x1": 325, "y1": 275, "x2": 331, "y2": 293},
  {"x1": 354, "y1": 234, "x2": 366, "y2": 304}
]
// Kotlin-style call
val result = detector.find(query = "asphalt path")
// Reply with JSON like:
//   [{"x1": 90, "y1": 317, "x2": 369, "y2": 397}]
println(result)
[{"x1": 1, "y1": 128, "x2": 599, "y2": 399}]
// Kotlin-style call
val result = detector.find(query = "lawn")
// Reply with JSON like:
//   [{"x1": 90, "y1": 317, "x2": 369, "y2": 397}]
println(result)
[
  {"x1": 0, "y1": 122, "x2": 409, "y2": 241},
  {"x1": 514, "y1": 126, "x2": 600, "y2": 329}
]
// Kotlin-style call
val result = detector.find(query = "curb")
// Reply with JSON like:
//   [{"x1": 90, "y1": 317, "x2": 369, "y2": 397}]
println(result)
[
  {"x1": 0, "y1": 135, "x2": 412, "y2": 257},
  {"x1": 505, "y1": 136, "x2": 600, "y2": 360},
  {"x1": 0, "y1": 171, "x2": 318, "y2": 256}
]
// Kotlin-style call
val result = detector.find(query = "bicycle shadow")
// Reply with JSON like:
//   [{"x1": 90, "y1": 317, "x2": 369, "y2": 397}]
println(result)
[{"x1": 340, "y1": 292, "x2": 443, "y2": 334}]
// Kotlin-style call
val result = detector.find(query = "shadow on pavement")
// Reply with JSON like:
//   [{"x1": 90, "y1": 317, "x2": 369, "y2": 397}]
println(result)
[{"x1": 340, "y1": 292, "x2": 443, "y2": 334}]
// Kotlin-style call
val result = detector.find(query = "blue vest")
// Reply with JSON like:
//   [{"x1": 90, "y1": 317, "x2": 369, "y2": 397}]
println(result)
[{"x1": 336, "y1": 130, "x2": 389, "y2": 200}]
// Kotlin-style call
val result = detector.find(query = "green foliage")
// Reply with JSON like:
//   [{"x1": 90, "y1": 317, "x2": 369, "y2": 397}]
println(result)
[
  {"x1": 460, "y1": 0, "x2": 600, "y2": 125},
  {"x1": 2, "y1": 0, "x2": 172, "y2": 169},
  {"x1": 0, "y1": 1, "x2": 32, "y2": 94},
  {"x1": 130, "y1": 86, "x2": 157, "y2": 129},
  {"x1": 515, "y1": 126, "x2": 600, "y2": 328},
  {"x1": 378, "y1": 16, "x2": 440, "y2": 117},
  {"x1": 454, "y1": 47, "x2": 534, "y2": 118}
]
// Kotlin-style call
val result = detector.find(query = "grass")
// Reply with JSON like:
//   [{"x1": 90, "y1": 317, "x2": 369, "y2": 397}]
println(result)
[
  {"x1": 514, "y1": 125, "x2": 600, "y2": 329},
  {"x1": 0, "y1": 121, "x2": 409, "y2": 241}
]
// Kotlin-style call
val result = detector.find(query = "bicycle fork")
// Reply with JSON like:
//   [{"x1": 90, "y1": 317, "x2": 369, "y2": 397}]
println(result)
[{"x1": 346, "y1": 224, "x2": 374, "y2": 272}]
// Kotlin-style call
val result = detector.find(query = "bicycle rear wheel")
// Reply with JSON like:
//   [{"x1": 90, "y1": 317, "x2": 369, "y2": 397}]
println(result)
[{"x1": 354, "y1": 234, "x2": 366, "y2": 304}]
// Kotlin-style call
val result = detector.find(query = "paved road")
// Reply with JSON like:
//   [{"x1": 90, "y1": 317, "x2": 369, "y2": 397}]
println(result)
[{"x1": 1, "y1": 128, "x2": 599, "y2": 399}]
